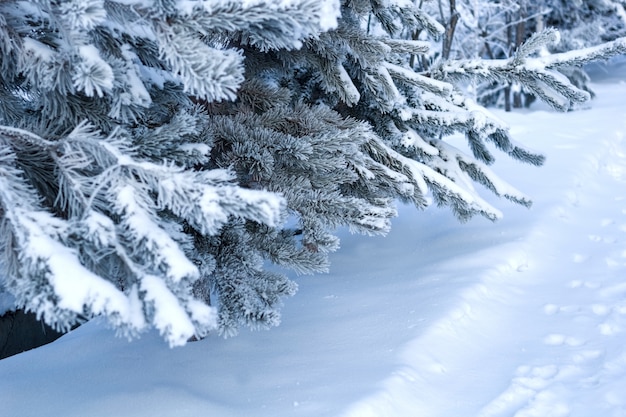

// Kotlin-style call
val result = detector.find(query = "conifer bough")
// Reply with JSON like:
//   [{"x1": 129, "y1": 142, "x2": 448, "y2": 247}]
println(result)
[{"x1": 0, "y1": 0, "x2": 623, "y2": 346}]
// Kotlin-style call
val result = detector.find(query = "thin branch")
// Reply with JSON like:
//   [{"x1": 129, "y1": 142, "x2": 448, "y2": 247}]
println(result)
[{"x1": 0, "y1": 126, "x2": 57, "y2": 148}]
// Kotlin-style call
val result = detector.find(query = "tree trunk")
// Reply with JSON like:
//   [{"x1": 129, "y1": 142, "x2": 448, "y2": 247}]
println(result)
[
  {"x1": 0, "y1": 309, "x2": 67, "y2": 359},
  {"x1": 505, "y1": 11, "x2": 513, "y2": 111},
  {"x1": 504, "y1": 85, "x2": 512, "y2": 112},
  {"x1": 513, "y1": 0, "x2": 528, "y2": 108},
  {"x1": 441, "y1": 0, "x2": 459, "y2": 60},
  {"x1": 513, "y1": 86, "x2": 523, "y2": 108}
]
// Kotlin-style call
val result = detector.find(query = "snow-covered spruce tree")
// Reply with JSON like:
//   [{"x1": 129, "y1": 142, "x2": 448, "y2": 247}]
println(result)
[
  {"x1": 1, "y1": 0, "x2": 624, "y2": 347},
  {"x1": 540, "y1": 0, "x2": 626, "y2": 97},
  {"x1": 0, "y1": 0, "x2": 340, "y2": 346},
  {"x1": 543, "y1": 0, "x2": 626, "y2": 50},
  {"x1": 416, "y1": 0, "x2": 539, "y2": 109},
  {"x1": 418, "y1": 0, "x2": 626, "y2": 108},
  {"x1": 430, "y1": 28, "x2": 626, "y2": 111}
]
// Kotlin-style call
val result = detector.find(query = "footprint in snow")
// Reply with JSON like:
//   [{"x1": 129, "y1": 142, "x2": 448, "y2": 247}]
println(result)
[
  {"x1": 477, "y1": 365, "x2": 573, "y2": 417},
  {"x1": 599, "y1": 282, "x2": 626, "y2": 298},
  {"x1": 572, "y1": 253, "x2": 589, "y2": 263},
  {"x1": 554, "y1": 206, "x2": 570, "y2": 221},
  {"x1": 569, "y1": 280, "x2": 600, "y2": 290},
  {"x1": 601, "y1": 218, "x2": 615, "y2": 227},
  {"x1": 543, "y1": 304, "x2": 559, "y2": 315},
  {"x1": 598, "y1": 322, "x2": 622, "y2": 336},
  {"x1": 591, "y1": 304, "x2": 611, "y2": 316},
  {"x1": 566, "y1": 191, "x2": 580, "y2": 207},
  {"x1": 543, "y1": 334, "x2": 586, "y2": 347},
  {"x1": 588, "y1": 234, "x2": 617, "y2": 244},
  {"x1": 571, "y1": 349, "x2": 604, "y2": 365}
]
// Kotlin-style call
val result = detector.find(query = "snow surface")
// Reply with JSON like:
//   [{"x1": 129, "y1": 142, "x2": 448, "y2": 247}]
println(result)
[{"x1": 1, "y1": 59, "x2": 626, "y2": 417}]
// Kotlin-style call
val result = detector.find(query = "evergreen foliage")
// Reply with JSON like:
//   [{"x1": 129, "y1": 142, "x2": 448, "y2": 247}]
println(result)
[
  {"x1": 544, "y1": 0, "x2": 626, "y2": 50},
  {"x1": 418, "y1": 1, "x2": 626, "y2": 108},
  {"x1": 0, "y1": 0, "x2": 624, "y2": 346}
]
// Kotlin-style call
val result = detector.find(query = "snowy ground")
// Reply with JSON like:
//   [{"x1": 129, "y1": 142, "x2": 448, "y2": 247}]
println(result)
[{"x1": 1, "y1": 60, "x2": 626, "y2": 417}]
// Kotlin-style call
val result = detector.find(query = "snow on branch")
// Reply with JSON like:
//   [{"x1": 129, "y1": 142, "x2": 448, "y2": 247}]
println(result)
[
  {"x1": 536, "y1": 37, "x2": 626, "y2": 69},
  {"x1": 57, "y1": 0, "x2": 108, "y2": 31},
  {"x1": 435, "y1": 140, "x2": 532, "y2": 208},
  {"x1": 95, "y1": 136, "x2": 285, "y2": 234},
  {"x1": 0, "y1": 113, "x2": 284, "y2": 342},
  {"x1": 156, "y1": 26, "x2": 245, "y2": 102},
  {"x1": 382, "y1": 39, "x2": 431, "y2": 55},
  {"x1": 112, "y1": 183, "x2": 200, "y2": 284},
  {"x1": 175, "y1": 0, "x2": 340, "y2": 51},
  {"x1": 364, "y1": 135, "x2": 503, "y2": 221},
  {"x1": 152, "y1": 0, "x2": 341, "y2": 100},
  {"x1": 141, "y1": 274, "x2": 205, "y2": 347},
  {"x1": 371, "y1": 1, "x2": 444, "y2": 37},
  {"x1": 384, "y1": 62, "x2": 453, "y2": 96},
  {"x1": 73, "y1": 45, "x2": 115, "y2": 98},
  {"x1": 0, "y1": 148, "x2": 144, "y2": 334},
  {"x1": 430, "y1": 30, "x2": 626, "y2": 111}
]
